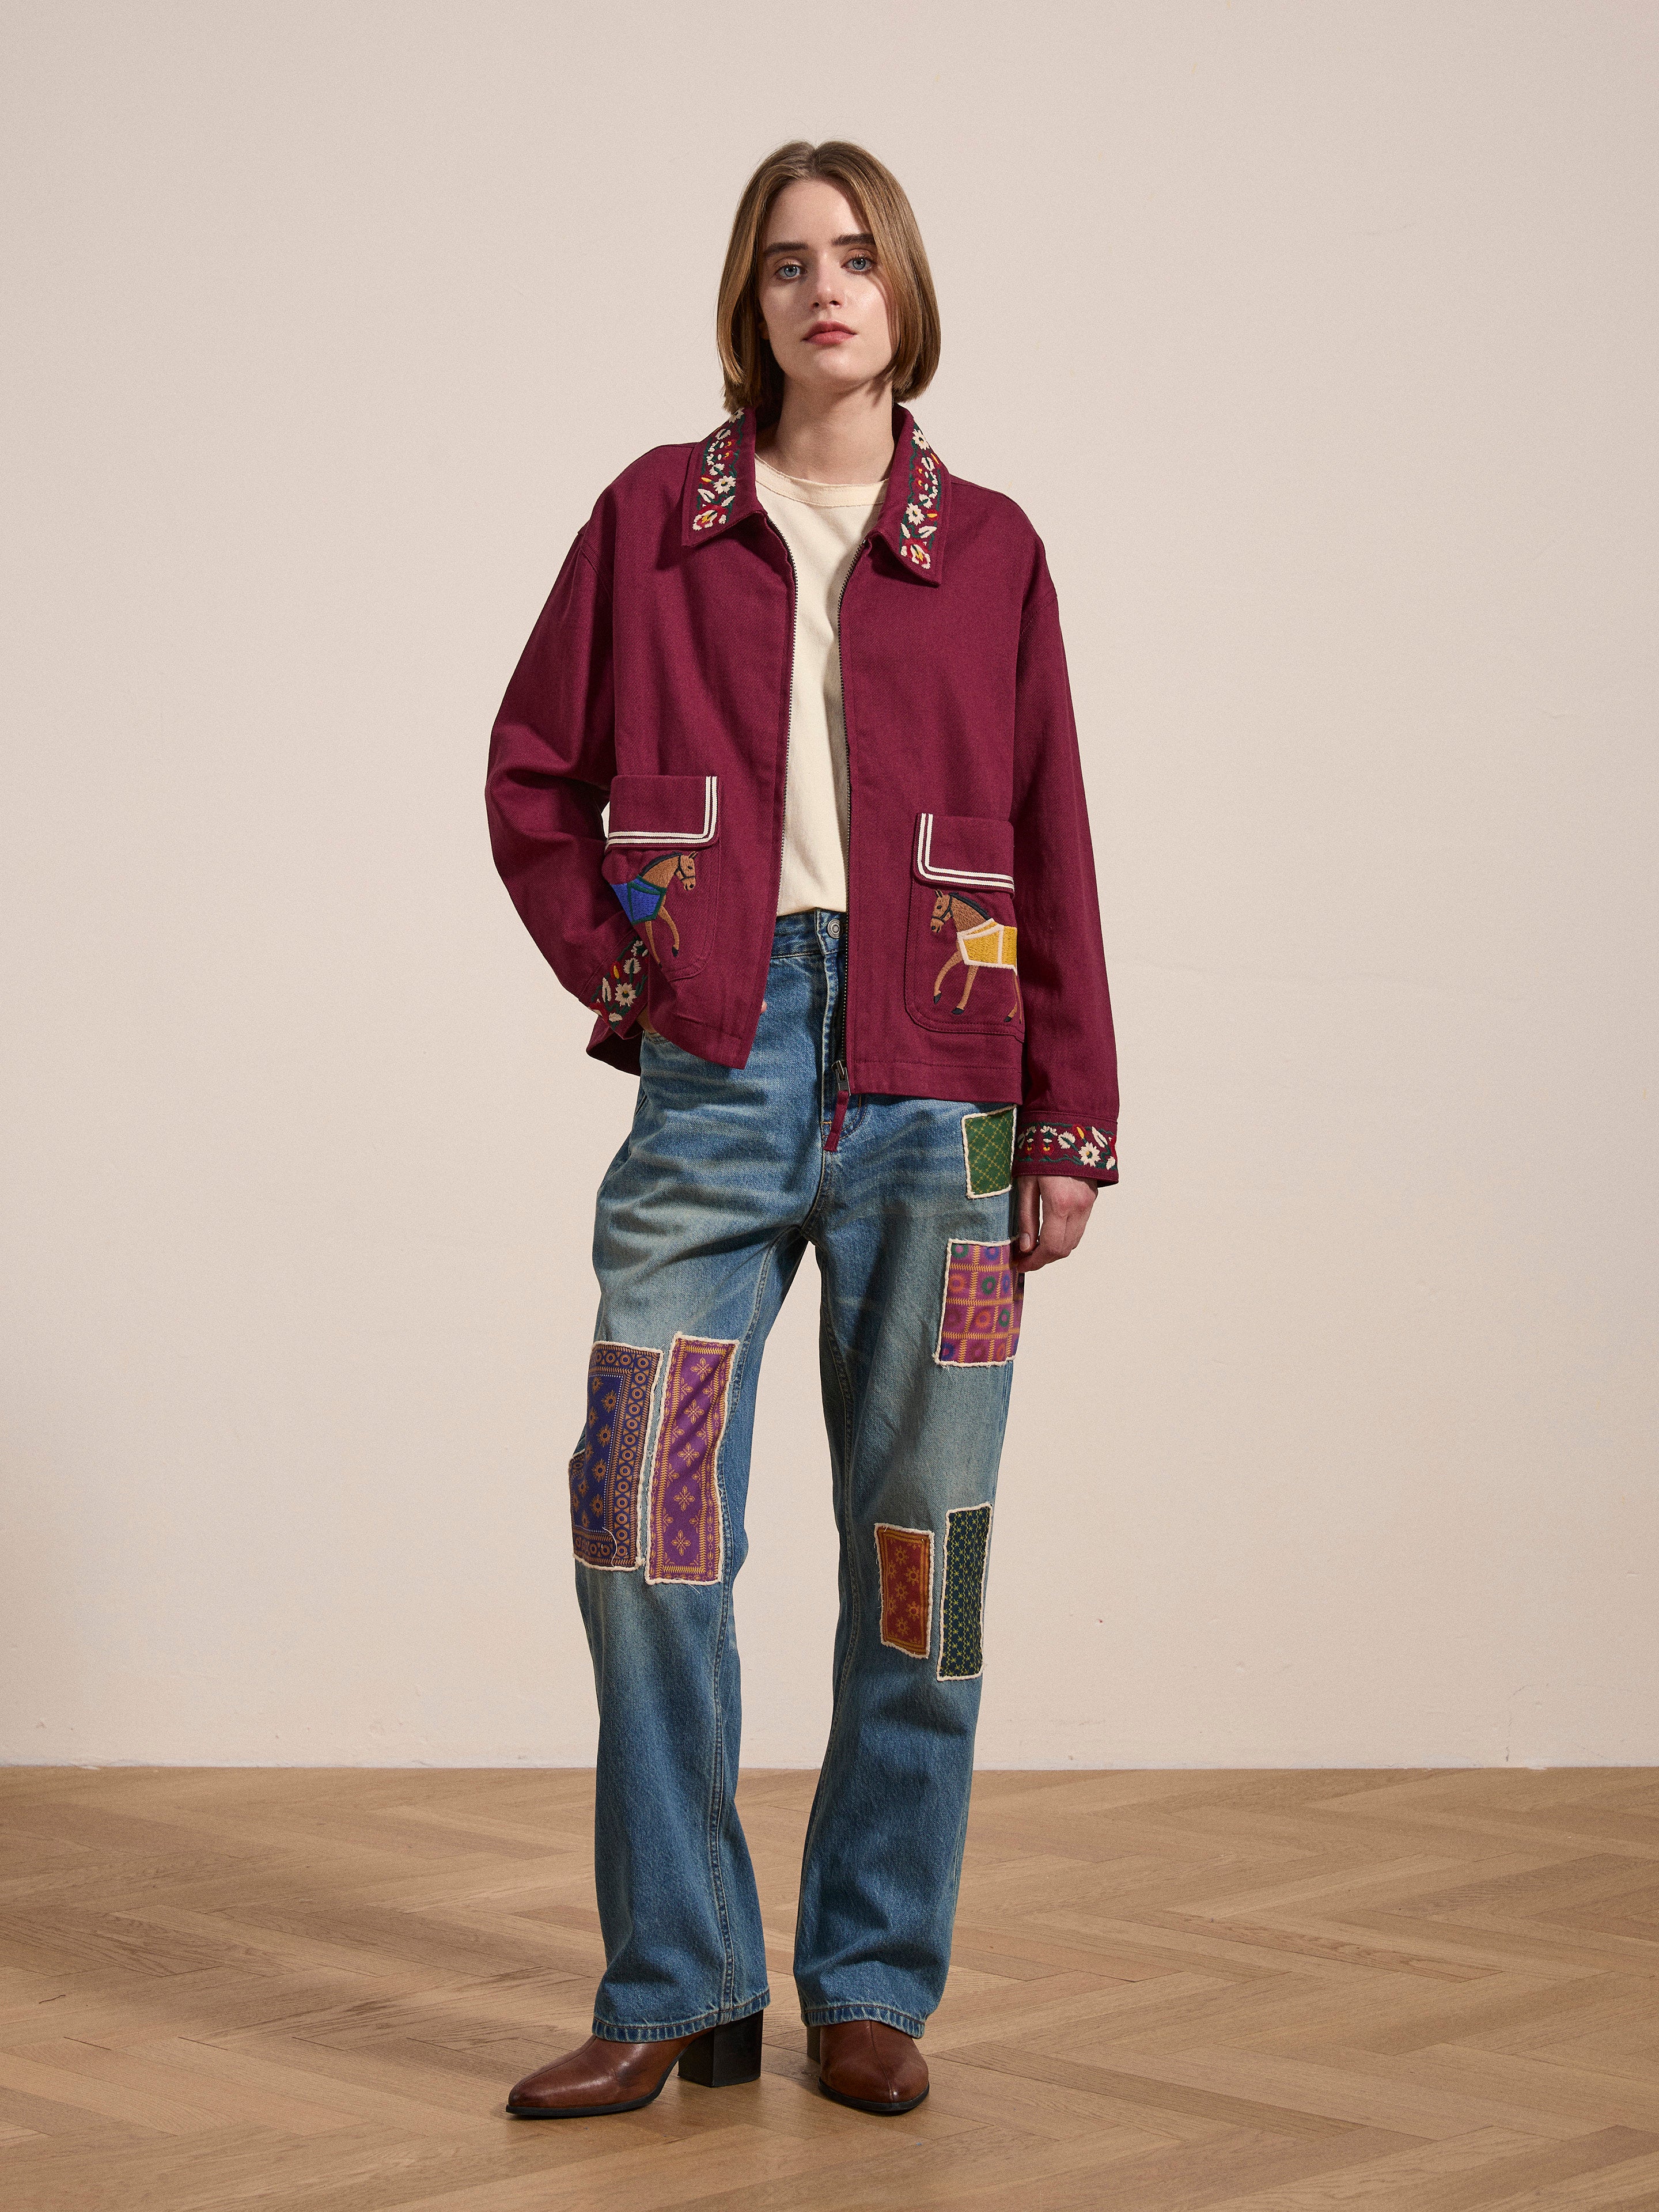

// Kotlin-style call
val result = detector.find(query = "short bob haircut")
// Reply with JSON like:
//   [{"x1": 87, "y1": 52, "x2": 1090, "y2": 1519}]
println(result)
[{"x1": 717, "y1": 140, "x2": 941, "y2": 423}]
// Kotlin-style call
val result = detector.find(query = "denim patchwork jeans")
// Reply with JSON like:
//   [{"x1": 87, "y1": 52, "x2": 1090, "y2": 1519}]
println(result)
[{"x1": 570, "y1": 910, "x2": 1022, "y2": 2042}]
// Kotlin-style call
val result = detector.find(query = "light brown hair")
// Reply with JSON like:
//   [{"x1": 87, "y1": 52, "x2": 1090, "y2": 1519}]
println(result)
[{"x1": 716, "y1": 140, "x2": 941, "y2": 423}]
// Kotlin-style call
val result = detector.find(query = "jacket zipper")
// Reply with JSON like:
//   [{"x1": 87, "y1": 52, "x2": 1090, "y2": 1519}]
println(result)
[
  {"x1": 821, "y1": 537, "x2": 870, "y2": 1154},
  {"x1": 759, "y1": 510, "x2": 801, "y2": 968}
]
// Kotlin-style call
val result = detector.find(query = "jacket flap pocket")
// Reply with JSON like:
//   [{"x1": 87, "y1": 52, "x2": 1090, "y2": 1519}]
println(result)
[
  {"x1": 911, "y1": 812, "x2": 1014, "y2": 890},
  {"x1": 605, "y1": 774, "x2": 720, "y2": 850}
]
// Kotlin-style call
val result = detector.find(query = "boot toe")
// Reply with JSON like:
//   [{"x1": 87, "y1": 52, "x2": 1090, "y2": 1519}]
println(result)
[
  {"x1": 815, "y1": 2020, "x2": 930, "y2": 2114},
  {"x1": 505, "y1": 2034, "x2": 684, "y2": 2117}
]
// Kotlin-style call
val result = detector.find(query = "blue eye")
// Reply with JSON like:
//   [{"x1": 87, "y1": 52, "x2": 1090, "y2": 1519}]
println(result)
[
  {"x1": 847, "y1": 255, "x2": 873, "y2": 272},
  {"x1": 776, "y1": 260, "x2": 803, "y2": 280}
]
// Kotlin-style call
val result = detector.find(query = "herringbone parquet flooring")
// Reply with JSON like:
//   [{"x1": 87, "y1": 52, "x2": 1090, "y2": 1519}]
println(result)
[{"x1": 2, "y1": 1768, "x2": 1657, "y2": 2210}]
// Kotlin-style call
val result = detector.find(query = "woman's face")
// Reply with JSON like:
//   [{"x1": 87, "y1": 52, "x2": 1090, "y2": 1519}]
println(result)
[{"x1": 757, "y1": 178, "x2": 893, "y2": 403}]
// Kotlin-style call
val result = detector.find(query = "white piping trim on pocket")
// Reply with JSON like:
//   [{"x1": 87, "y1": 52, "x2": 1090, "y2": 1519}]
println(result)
[
  {"x1": 914, "y1": 813, "x2": 1014, "y2": 891},
  {"x1": 606, "y1": 776, "x2": 719, "y2": 849}
]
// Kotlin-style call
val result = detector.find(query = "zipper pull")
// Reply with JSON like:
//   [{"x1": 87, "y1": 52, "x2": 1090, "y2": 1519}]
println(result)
[{"x1": 824, "y1": 1060, "x2": 850, "y2": 1153}]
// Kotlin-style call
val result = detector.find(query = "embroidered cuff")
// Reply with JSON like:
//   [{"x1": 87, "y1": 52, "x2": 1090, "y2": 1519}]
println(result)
[
  {"x1": 592, "y1": 937, "x2": 649, "y2": 1035},
  {"x1": 1013, "y1": 1117, "x2": 1118, "y2": 1183}
]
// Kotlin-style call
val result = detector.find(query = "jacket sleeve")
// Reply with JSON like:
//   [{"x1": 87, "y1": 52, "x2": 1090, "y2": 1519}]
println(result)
[
  {"x1": 485, "y1": 527, "x2": 641, "y2": 1010},
  {"x1": 1009, "y1": 550, "x2": 1120, "y2": 1184}
]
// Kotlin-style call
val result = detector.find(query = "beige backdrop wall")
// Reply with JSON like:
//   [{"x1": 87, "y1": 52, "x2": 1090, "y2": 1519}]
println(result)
[{"x1": 3, "y1": 1, "x2": 1655, "y2": 1768}]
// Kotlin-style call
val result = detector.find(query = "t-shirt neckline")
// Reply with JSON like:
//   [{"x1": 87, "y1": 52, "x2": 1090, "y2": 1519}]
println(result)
[{"x1": 754, "y1": 454, "x2": 890, "y2": 510}]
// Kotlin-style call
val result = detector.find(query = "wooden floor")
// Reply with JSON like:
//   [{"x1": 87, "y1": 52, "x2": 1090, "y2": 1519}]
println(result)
[{"x1": 2, "y1": 1771, "x2": 1658, "y2": 2210}]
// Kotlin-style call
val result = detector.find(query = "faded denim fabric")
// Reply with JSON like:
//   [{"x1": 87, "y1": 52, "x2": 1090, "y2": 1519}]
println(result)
[{"x1": 574, "y1": 910, "x2": 1019, "y2": 2043}]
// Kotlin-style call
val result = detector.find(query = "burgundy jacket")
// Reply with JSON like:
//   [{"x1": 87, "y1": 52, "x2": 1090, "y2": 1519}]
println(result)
[{"x1": 486, "y1": 406, "x2": 1119, "y2": 1181}]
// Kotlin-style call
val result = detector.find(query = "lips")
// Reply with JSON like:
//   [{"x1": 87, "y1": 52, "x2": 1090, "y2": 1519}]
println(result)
[{"x1": 806, "y1": 323, "x2": 854, "y2": 344}]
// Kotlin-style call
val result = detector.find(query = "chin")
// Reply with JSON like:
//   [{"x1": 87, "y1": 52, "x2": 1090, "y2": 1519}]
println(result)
[{"x1": 792, "y1": 349, "x2": 879, "y2": 392}]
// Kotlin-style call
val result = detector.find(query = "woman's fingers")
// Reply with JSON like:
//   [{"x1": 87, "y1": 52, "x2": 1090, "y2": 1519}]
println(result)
[{"x1": 1013, "y1": 1174, "x2": 1097, "y2": 1272}]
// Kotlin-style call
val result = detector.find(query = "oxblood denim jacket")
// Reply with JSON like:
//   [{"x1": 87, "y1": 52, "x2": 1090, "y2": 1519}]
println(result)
[{"x1": 486, "y1": 405, "x2": 1119, "y2": 1182}]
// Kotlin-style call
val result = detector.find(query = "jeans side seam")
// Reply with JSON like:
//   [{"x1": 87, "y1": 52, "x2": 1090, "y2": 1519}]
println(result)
[
  {"x1": 796, "y1": 1287, "x2": 862, "y2": 1885},
  {"x1": 707, "y1": 1230, "x2": 793, "y2": 2012}
]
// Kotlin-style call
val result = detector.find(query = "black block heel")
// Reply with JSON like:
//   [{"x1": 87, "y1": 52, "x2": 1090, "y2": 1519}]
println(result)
[{"x1": 677, "y1": 2009, "x2": 764, "y2": 2087}]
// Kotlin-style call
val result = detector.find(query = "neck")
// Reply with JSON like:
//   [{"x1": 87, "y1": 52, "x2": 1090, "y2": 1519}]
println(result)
[{"x1": 759, "y1": 380, "x2": 896, "y2": 486}]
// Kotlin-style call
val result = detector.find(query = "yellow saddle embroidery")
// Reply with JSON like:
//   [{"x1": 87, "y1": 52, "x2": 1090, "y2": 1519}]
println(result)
[{"x1": 956, "y1": 920, "x2": 1017, "y2": 970}]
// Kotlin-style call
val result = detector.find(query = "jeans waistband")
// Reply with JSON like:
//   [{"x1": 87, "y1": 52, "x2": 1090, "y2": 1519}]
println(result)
[{"x1": 770, "y1": 908, "x2": 846, "y2": 957}]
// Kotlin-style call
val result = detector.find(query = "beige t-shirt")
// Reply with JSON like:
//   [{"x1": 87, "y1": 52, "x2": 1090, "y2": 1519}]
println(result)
[{"x1": 753, "y1": 454, "x2": 888, "y2": 916}]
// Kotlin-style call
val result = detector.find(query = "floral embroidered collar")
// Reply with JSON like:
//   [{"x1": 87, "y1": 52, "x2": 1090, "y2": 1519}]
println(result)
[{"x1": 681, "y1": 406, "x2": 948, "y2": 584}]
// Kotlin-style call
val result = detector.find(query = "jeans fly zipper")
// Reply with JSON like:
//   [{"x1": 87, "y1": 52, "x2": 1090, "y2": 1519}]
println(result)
[{"x1": 824, "y1": 1058, "x2": 850, "y2": 1153}]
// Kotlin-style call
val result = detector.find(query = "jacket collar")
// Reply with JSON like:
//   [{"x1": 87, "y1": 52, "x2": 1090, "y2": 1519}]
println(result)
[{"x1": 681, "y1": 403, "x2": 948, "y2": 585}]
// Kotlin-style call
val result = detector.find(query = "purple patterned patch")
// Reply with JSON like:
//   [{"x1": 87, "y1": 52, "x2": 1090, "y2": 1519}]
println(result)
[
  {"x1": 935, "y1": 1240, "x2": 1024, "y2": 1368},
  {"x1": 646, "y1": 1335, "x2": 736, "y2": 1583},
  {"x1": 570, "y1": 1340, "x2": 659, "y2": 1569}
]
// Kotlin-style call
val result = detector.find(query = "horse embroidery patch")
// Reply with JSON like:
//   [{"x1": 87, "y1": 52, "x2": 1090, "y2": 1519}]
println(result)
[
  {"x1": 646, "y1": 1335, "x2": 736, "y2": 1584},
  {"x1": 929, "y1": 892, "x2": 1022, "y2": 1024},
  {"x1": 961, "y1": 1108, "x2": 1016, "y2": 1198},
  {"x1": 570, "y1": 1342, "x2": 660, "y2": 1570},
  {"x1": 875, "y1": 1524, "x2": 933, "y2": 1659},
  {"x1": 611, "y1": 852, "x2": 698, "y2": 961},
  {"x1": 938, "y1": 1503, "x2": 993, "y2": 1680},
  {"x1": 935, "y1": 1240, "x2": 1024, "y2": 1368}
]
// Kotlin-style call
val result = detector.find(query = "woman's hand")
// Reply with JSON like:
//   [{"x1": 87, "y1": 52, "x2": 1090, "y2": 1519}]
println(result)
[{"x1": 1013, "y1": 1174, "x2": 1097, "y2": 1272}]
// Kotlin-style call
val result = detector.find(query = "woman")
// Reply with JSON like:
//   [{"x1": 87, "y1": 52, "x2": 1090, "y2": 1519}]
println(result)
[{"x1": 486, "y1": 139, "x2": 1118, "y2": 2120}]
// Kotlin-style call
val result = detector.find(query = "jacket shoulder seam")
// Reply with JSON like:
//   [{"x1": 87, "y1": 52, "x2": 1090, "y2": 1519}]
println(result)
[
  {"x1": 1018, "y1": 574, "x2": 1059, "y2": 639},
  {"x1": 573, "y1": 529, "x2": 613, "y2": 607}
]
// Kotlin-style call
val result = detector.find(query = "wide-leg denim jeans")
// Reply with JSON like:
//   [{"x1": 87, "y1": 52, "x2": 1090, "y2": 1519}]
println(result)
[{"x1": 570, "y1": 910, "x2": 1022, "y2": 2042}]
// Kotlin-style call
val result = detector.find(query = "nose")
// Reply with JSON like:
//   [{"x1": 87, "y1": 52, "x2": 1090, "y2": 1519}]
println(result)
[{"x1": 813, "y1": 255, "x2": 844, "y2": 312}]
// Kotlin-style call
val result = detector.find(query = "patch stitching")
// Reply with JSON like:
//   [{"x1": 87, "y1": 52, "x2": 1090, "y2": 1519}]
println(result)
[
  {"x1": 937, "y1": 1502, "x2": 994, "y2": 1681},
  {"x1": 645, "y1": 1334, "x2": 736, "y2": 1584},
  {"x1": 874, "y1": 1524, "x2": 933, "y2": 1660},
  {"x1": 961, "y1": 1108, "x2": 1016, "y2": 1199},
  {"x1": 934, "y1": 1239, "x2": 1024, "y2": 1369},
  {"x1": 570, "y1": 1340, "x2": 661, "y2": 1571}
]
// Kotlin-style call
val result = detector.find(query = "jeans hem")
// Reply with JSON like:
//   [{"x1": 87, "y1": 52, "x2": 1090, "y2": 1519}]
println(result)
[
  {"x1": 592, "y1": 1988, "x2": 770, "y2": 2043},
  {"x1": 798, "y1": 1999, "x2": 927, "y2": 2039}
]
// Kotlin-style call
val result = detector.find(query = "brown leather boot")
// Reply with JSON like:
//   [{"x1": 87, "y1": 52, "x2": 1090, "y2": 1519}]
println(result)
[
  {"x1": 506, "y1": 2011, "x2": 763, "y2": 2118},
  {"x1": 807, "y1": 2020, "x2": 930, "y2": 2114}
]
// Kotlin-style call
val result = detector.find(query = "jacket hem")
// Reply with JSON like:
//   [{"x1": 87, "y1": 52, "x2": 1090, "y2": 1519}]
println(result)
[{"x1": 847, "y1": 1055, "x2": 1022, "y2": 1107}]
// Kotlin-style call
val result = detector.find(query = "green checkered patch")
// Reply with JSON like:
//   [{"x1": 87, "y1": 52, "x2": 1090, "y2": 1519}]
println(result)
[{"x1": 961, "y1": 1107, "x2": 1015, "y2": 1198}]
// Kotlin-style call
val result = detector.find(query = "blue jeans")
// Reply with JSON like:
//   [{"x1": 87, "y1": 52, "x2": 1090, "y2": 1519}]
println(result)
[{"x1": 570, "y1": 910, "x2": 1023, "y2": 2042}]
